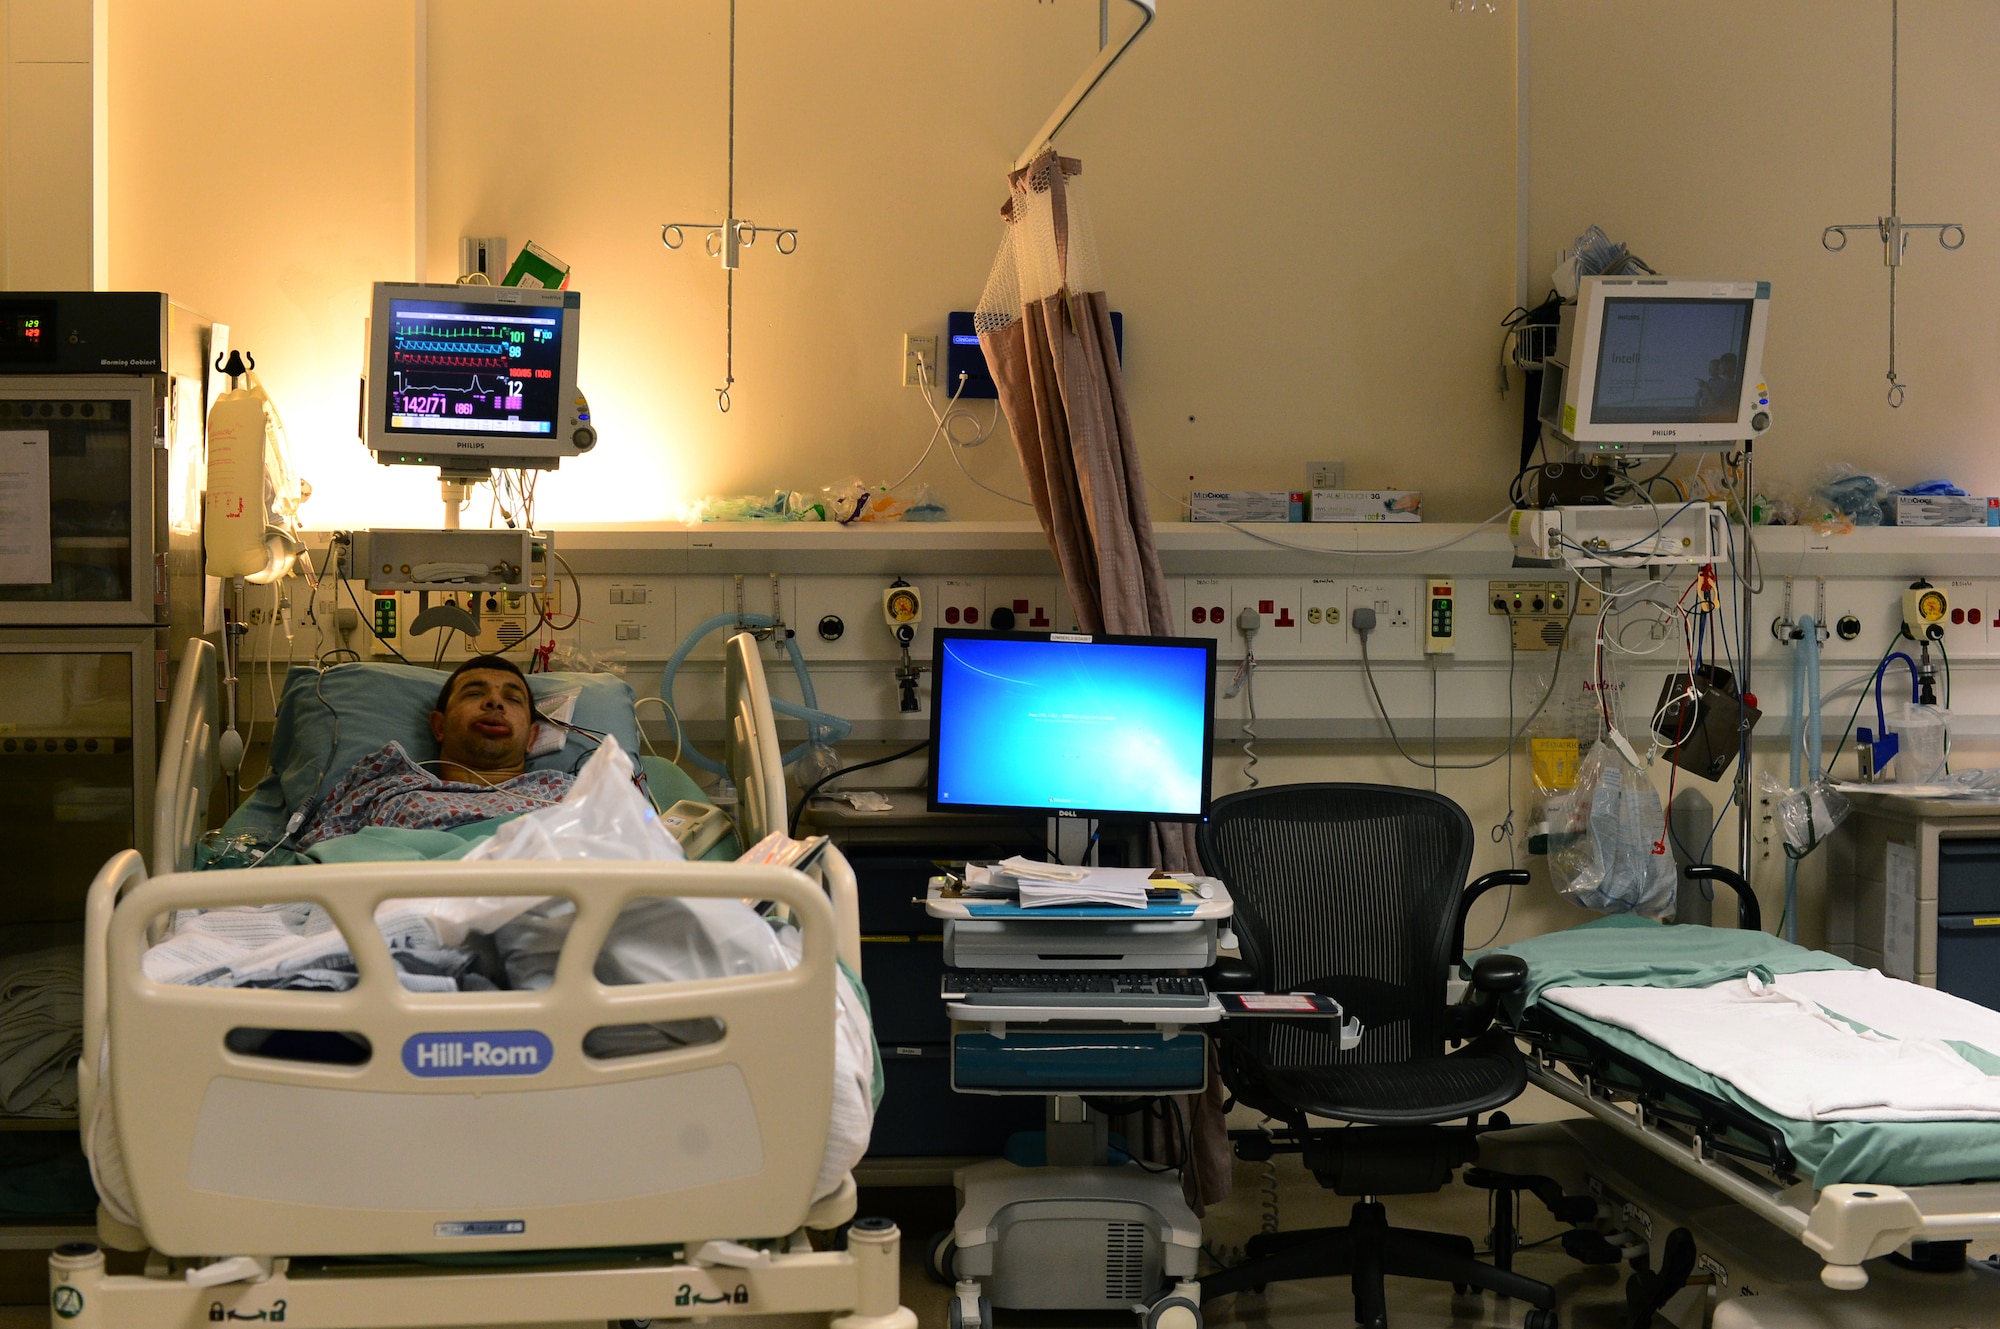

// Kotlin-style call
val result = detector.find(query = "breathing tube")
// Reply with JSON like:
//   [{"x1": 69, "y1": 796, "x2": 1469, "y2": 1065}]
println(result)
[
  {"x1": 1781, "y1": 615, "x2": 1822, "y2": 942},
  {"x1": 658, "y1": 613, "x2": 852, "y2": 777}
]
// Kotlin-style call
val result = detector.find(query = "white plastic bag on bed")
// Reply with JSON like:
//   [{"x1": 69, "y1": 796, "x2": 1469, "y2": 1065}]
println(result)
[
  {"x1": 473, "y1": 739, "x2": 874, "y2": 1199},
  {"x1": 1548, "y1": 739, "x2": 1676, "y2": 916},
  {"x1": 424, "y1": 739, "x2": 685, "y2": 945}
]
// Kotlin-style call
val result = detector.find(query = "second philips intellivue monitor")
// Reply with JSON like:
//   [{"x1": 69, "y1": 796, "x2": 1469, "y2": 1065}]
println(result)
[
  {"x1": 362, "y1": 282, "x2": 591, "y2": 471},
  {"x1": 928, "y1": 630, "x2": 1216, "y2": 821}
]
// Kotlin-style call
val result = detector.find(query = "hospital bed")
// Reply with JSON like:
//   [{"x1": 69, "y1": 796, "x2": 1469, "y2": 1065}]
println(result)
[
  {"x1": 1481, "y1": 866, "x2": 2000, "y2": 1313},
  {"x1": 54, "y1": 635, "x2": 913, "y2": 1329}
]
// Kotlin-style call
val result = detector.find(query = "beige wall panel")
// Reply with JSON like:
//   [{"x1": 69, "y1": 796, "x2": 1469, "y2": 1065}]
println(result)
[
  {"x1": 1528, "y1": 0, "x2": 2000, "y2": 503},
  {"x1": 107, "y1": 0, "x2": 413, "y2": 520}
]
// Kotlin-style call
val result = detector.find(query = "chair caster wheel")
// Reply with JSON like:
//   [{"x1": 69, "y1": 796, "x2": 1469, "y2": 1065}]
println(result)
[
  {"x1": 1143, "y1": 1295, "x2": 1201, "y2": 1329},
  {"x1": 1523, "y1": 1309, "x2": 1559, "y2": 1329},
  {"x1": 947, "y1": 1284, "x2": 991, "y2": 1329},
  {"x1": 924, "y1": 1229, "x2": 958, "y2": 1286},
  {"x1": 1452, "y1": 1282, "x2": 1475, "y2": 1296}
]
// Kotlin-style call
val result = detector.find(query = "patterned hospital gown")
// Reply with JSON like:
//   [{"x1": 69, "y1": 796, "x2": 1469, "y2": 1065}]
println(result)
[{"x1": 296, "y1": 742, "x2": 575, "y2": 849}]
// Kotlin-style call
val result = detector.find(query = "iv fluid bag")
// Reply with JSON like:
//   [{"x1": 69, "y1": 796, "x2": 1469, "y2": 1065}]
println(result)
[{"x1": 205, "y1": 373, "x2": 306, "y2": 582}]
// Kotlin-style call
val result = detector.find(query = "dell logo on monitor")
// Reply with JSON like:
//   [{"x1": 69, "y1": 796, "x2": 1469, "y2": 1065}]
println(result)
[{"x1": 403, "y1": 1031, "x2": 553, "y2": 1077}]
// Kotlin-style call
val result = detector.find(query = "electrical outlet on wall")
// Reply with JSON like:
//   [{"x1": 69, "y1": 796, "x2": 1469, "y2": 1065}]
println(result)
[
  {"x1": 458, "y1": 235, "x2": 508, "y2": 282},
  {"x1": 902, "y1": 334, "x2": 939, "y2": 388}
]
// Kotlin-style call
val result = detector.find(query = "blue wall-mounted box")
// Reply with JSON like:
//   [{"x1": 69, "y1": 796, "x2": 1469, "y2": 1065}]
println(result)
[{"x1": 945, "y1": 309, "x2": 1123, "y2": 400}]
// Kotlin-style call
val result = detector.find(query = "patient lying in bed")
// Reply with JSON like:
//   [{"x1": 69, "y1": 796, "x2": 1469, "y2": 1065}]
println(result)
[{"x1": 294, "y1": 655, "x2": 576, "y2": 850}]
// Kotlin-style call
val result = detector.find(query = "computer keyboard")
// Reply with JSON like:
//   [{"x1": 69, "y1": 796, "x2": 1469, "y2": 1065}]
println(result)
[{"x1": 942, "y1": 970, "x2": 1210, "y2": 1007}]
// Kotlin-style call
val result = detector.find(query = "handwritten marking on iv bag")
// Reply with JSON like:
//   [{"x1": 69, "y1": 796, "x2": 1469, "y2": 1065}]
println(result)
[{"x1": 403, "y1": 1030, "x2": 552, "y2": 1077}]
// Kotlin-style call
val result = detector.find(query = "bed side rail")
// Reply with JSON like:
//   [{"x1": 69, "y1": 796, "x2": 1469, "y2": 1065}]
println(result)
[
  {"x1": 152, "y1": 640, "x2": 218, "y2": 877},
  {"x1": 815, "y1": 844, "x2": 861, "y2": 976}
]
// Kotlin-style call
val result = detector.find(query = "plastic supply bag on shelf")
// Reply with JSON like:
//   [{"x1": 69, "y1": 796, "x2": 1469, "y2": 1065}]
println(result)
[
  {"x1": 1807, "y1": 463, "x2": 1891, "y2": 530},
  {"x1": 823, "y1": 479, "x2": 948, "y2": 524},
  {"x1": 689, "y1": 490, "x2": 828, "y2": 522},
  {"x1": 1758, "y1": 771, "x2": 1852, "y2": 860},
  {"x1": 1548, "y1": 739, "x2": 1676, "y2": 916},
  {"x1": 1551, "y1": 225, "x2": 1657, "y2": 301}
]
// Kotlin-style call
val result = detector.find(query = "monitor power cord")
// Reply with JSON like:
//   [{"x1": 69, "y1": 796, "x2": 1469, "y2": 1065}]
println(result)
[{"x1": 787, "y1": 739, "x2": 931, "y2": 837}]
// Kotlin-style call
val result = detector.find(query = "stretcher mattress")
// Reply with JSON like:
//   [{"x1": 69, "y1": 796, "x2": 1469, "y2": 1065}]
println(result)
[{"x1": 1485, "y1": 916, "x2": 2000, "y2": 1186}]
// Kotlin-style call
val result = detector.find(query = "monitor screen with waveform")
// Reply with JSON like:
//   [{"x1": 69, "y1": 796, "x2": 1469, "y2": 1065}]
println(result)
[{"x1": 384, "y1": 296, "x2": 566, "y2": 438}]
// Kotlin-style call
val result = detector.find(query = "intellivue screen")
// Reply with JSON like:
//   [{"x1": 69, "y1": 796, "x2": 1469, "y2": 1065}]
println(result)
[
  {"x1": 384, "y1": 298, "x2": 565, "y2": 437},
  {"x1": 1590, "y1": 298, "x2": 1753, "y2": 425},
  {"x1": 931, "y1": 633, "x2": 1214, "y2": 818}
]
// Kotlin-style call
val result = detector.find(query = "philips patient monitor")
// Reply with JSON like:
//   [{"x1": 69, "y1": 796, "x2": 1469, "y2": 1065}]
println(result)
[
  {"x1": 1539, "y1": 276, "x2": 1772, "y2": 455},
  {"x1": 927, "y1": 629, "x2": 1217, "y2": 822},
  {"x1": 361, "y1": 282, "x2": 593, "y2": 474}
]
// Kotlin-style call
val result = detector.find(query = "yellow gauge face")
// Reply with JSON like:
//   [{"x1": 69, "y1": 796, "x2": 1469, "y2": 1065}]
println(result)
[
  {"x1": 1918, "y1": 590, "x2": 1947, "y2": 622},
  {"x1": 885, "y1": 589, "x2": 920, "y2": 623}
]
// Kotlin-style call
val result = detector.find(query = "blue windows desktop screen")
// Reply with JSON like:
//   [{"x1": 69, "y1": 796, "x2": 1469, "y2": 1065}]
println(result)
[{"x1": 929, "y1": 632, "x2": 1215, "y2": 819}]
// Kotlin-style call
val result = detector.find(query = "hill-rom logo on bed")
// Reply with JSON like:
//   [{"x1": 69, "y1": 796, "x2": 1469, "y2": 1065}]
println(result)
[{"x1": 402, "y1": 1030, "x2": 553, "y2": 1077}]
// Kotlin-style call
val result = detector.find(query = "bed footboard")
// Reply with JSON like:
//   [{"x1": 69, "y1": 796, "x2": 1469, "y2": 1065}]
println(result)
[{"x1": 95, "y1": 857, "x2": 845, "y2": 1260}]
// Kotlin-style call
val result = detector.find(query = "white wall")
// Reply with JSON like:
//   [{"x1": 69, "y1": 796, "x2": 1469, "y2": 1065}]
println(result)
[{"x1": 83, "y1": 1, "x2": 2000, "y2": 950}]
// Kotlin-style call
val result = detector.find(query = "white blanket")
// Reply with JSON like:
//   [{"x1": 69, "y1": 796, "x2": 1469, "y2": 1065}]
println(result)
[{"x1": 1543, "y1": 970, "x2": 2000, "y2": 1122}]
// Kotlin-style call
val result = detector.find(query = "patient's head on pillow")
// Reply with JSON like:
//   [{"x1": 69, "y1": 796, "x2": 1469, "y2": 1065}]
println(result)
[{"x1": 430, "y1": 655, "x2": 543, "y2": 780}]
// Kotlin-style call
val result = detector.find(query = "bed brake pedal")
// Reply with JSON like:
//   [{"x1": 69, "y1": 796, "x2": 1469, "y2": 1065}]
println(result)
[{"x1": 186, "y1": 1256, "x2": 280, "y2": 1287}]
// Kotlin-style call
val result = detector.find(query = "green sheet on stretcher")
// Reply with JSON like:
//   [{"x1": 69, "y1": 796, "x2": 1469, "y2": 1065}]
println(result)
[{"x1": 1482, "y1": 916, "x2": 2000, "y2": 1188}]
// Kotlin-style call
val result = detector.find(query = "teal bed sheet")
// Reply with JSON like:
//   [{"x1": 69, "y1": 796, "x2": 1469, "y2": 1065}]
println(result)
[
  {"x1": 1483, "y1": 917, "x2": 2000, "y2": 1187},
  {"x1": 204, "y1": 754, "x2": 739, "y2": 867}
]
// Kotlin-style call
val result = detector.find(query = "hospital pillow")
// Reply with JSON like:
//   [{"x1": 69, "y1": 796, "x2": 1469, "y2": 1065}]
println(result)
[{"x1": 232, "y1": 662, "x2": 643, "y2": 839}]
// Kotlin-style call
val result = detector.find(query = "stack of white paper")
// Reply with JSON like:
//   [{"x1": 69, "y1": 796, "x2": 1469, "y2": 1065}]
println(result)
[{"x1": 996, "y1": 856, "x2": 1156, "y2": 909}]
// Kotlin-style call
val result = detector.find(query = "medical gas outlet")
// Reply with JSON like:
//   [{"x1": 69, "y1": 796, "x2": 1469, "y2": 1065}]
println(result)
[
  {"x1": 885, "y1": 578, "x2": 926, "y2": 712},
  {"x1": 1903, "y1": 580, "x2": 1949, "y2": 641}
]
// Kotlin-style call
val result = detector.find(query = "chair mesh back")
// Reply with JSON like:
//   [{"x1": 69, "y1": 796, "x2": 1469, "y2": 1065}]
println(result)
[{"x1": 1198, "y1": 784, "x2": 1473, "y2": 1071}]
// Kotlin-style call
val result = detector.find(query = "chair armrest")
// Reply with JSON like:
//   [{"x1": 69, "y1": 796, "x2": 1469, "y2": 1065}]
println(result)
[
  {"x1": 1447, "y1": 953, "x2": 1528, "y2": 1040},
  {"x1": 1453, "y1": 869, "x2": 1529, "y2": 963},
  {"x1": 1204, "y1": 957, "x2": 1258, "y2": 992},
  {"x1": 1683, "y1": 864, "x2": 1763, "y2": 932},
  {"x1": 1470, "y1": 952, "x2": 1526, "y2": 996}
]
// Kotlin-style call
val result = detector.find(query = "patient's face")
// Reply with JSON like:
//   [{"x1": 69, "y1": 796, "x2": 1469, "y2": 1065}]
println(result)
[{"x1": 429, "y1": 669, "x2": 537, "y2": 773}]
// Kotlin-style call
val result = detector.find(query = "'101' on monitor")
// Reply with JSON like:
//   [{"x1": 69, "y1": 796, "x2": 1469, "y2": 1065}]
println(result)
[{"x1": 927, "y1": 630, "x2": 1217, "y2": 822}]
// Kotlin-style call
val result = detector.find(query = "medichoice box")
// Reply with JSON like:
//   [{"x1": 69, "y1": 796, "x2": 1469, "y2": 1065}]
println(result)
[
  {"x1": 1891, "y1": 494, "x2": 1999, "y2": 527},
  {"x1": 1308, "y1": 489, "x2": 1422, "y2": 522},
  {"x1": 1189, "y1": 490, "x2": 1304, "y2": 523}
]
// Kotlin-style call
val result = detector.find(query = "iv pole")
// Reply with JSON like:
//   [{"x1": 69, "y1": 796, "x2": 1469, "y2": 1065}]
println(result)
[{"x1": 1820, "y1": 0, "x2": 1965, "y2": 408}]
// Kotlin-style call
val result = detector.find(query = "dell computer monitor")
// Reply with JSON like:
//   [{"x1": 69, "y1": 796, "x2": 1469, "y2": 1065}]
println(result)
[
  {"x1": 928, "y1": 630, "x2": 1217, "y2": 822},
  {"x1": 362, "y1": 281, "x2": 591, "y2": 473},
  {"x1": 1539, "y1": 276, "x2": 1772, "y2": 455}
]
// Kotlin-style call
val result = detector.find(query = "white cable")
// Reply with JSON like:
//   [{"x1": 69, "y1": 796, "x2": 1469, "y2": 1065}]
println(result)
[
  {"x1": 634, "y1": 695, "x2": 685, "y2": 767},
  {"x1": 884, "y1": 353, "x2": 958, "y2": 492},
  {"x1": 1242, "y1": 662, "x2": 1259, "y2": 790},
  {"x1": 1356, "y1": 598, "x2": 1575, "y2": 772},
  {"x1": 919, "y1": 363, "x2": 1035, "y2": 507}
]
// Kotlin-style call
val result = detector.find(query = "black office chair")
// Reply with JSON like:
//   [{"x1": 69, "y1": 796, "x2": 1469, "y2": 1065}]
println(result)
[{"x1": 1196, "y1": 783, "x2": 1562, "y2": 1329}]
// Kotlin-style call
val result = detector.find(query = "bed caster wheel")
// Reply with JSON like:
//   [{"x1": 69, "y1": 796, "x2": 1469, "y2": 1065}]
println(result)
[
  {"x1": 924, "y1": 1229, "x2": 958, "y2": 1286},
  {"x1": 947, "y1": 1283, "x2": 991, "y2": 1329},
  {"x1": 1142, "y1": 1295, "x2": 1200, "y2": 1329},
  {"x1": 1523, "y1": 1309, "x2": 1559, "y2": 1329}
]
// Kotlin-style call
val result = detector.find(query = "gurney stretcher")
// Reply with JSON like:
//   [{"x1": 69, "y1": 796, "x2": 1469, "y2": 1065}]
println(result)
[{"x1": 1489, "y1": 866, "x2": 2000, "y2": 1304}]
